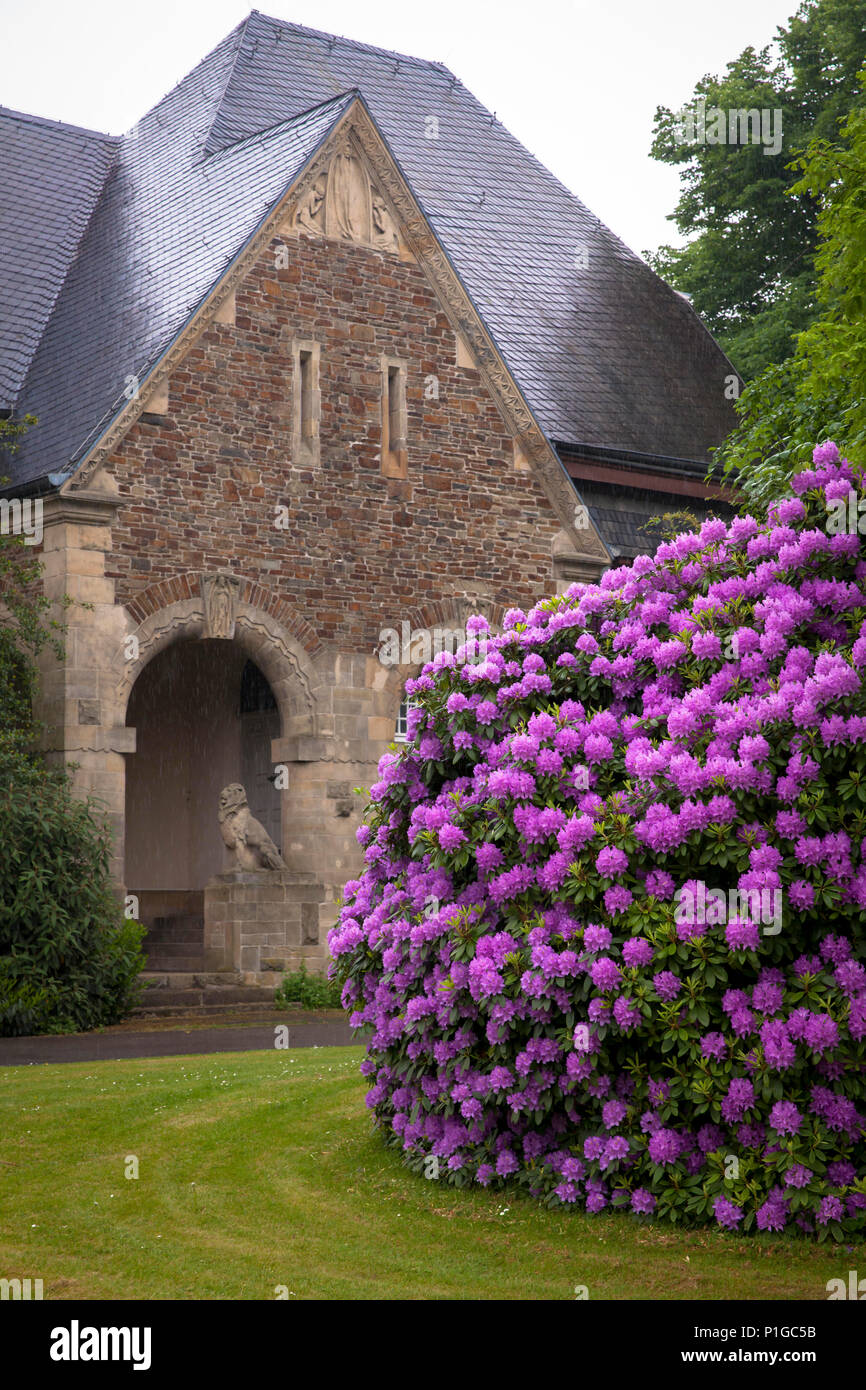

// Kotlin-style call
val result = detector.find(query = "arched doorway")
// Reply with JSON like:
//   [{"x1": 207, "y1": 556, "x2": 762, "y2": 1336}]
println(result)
[{"x1": 125, "y1": 639, "x2": 280, "y2": 972}]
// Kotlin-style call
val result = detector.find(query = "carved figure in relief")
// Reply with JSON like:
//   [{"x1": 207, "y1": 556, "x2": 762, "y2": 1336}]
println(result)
[
  {"x1": 372, "y1": 194, "x2": 400, "y2": 253},
  {"x1": 201, "y1": 571, "x2": 239, "y2": 640},
  {"x1": 218, "y1": 783, "x2": 286, "y2": 870},
  {"x1": 296, "y1": 177, "x2": 326, "y2": 234},
  {"x1": 328, "y1": 146, "x2": 371, "y2": 241}
]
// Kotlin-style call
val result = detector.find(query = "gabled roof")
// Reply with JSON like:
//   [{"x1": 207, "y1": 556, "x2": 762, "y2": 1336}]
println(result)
[
  {"x1": 194, "y1": 12, "x2": 738, "y2": 459},
  {"x1": 8, "y1": 81, "x2": 357, "y2": 487},
  {"x1": 3, "y1": 10, "x2": 737, "y2": 489},
  {"x1": 0, "y1": 108, "x2": 117, "y2": 410}
]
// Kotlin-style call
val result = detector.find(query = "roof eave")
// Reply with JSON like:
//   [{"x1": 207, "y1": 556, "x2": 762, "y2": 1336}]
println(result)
[{"x1": 555, "y1": 439, "x2": 725, "y2": 481}]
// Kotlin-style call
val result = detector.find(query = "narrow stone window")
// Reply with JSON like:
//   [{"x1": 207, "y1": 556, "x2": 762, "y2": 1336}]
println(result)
[
  {"x1": 387, "y1": 367, "x2": 401, "y2": 447},
  {"x1": 299, "y1": 350, "x2": 313, "y2": 440},
  {"x1": 292, "y1": 339, "x2": 320, "y2": 464},
  {"x1": 381, "y1": 355, "x2": 407, "y2": 478},
  {"x1": 140, "y1": 378, "x2": 170, "y2": 425}
]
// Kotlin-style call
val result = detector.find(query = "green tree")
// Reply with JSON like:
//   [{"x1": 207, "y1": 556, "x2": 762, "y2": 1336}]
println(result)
[
  {"x1": 715, "y1": 82, "x2": 866, "y2": 510},
  {"x1": 0, "y1": 415, "x2": 65, "y2": 777},
  {"x1": 648, "y1": 0, "x2": 866, "y2": 380},
  {"x1": 0, "y1": 417, "x2": 145, "y2": 1034}
]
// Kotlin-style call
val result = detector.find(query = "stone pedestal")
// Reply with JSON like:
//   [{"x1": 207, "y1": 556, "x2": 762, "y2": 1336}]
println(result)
[{"x1": 203, "y1": 869, "x2": 327, "y2": 980}]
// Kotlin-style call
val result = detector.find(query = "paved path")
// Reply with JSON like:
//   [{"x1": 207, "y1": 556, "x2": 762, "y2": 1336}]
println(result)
[{"x1": 0, "y1": 1015, "x2": 357, "y2": 1066}]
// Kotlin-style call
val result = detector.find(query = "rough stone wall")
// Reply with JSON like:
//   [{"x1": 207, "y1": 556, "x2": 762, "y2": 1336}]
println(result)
[
  {"x1": 103, "y1": 229, "x2": 566, "y2": 635},
  {"x1": 58, "y1": 228, "x2": 584, "y2": 969}
]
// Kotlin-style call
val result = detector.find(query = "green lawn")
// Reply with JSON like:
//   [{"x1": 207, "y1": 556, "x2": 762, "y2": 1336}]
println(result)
[{"x1": 0, "y1": 1046, "x2": 860, "y2": 1300}]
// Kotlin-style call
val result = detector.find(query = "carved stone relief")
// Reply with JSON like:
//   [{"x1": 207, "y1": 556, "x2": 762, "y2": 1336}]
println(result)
[
  {"x1": 372, "y1": 194, "x2": 400, "y2": 254},
  {"x1": 296, "y1": 176, "x2": 326, "y2": 234},
  {"x1": 292, "y1": 133, "x2": 402, "y2": 255},
  {"x1": 451, "y1": 593, "x2": 498, "y2": 633},
  {"x1": 201, "y1": 571, "x2": 240, "y2": 639},
  {"x1": 327, "y1": 142, "x2": 372, "y2": 241}
]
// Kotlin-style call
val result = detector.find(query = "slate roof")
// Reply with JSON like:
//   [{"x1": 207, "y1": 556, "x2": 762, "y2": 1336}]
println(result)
[
  {"x1": 2, "y1": 10, "x2": 738, "y2": 490},
  {"x1": 0, "y1": 109, "x2": 117, "y2": 411},
  {"x1": 577, "y1": 481, "x2": 733, "y2": 561}
]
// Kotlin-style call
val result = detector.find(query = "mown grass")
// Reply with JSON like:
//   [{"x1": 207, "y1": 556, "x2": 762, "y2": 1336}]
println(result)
[{"x1": 0, "y1": 1046, "x2": 861, "y2": 1300}]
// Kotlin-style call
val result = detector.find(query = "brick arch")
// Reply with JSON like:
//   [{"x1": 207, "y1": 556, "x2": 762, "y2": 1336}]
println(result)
[
  {"x1": 111, "y1": 579, "x2": 323, "y2": 734},
  {"x1": 125, "y1": 572, "x2": 323, "y2": 659}
]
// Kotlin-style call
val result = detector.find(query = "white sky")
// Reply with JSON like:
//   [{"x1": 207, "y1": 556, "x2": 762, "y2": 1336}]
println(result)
[{"x1": 1, "y1": 0, "x2": 798, "y2": 256}]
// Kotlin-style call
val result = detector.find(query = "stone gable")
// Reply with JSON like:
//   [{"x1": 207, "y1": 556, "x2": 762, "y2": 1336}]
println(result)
[
  {"x1": 104, "y1": 218, "x2": 572, "y2": 646},
  {"x1": 37, "y1": 148, "x2": 599, "y2": 984}
]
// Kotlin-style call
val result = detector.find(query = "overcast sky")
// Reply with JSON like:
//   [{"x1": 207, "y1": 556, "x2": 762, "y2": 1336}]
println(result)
[{"x1": 1, "y1": 0, "x2": 799, "y2": 256}]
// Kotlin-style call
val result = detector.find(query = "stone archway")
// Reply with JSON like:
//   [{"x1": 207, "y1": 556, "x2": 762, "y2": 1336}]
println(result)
[
  {"x1": 109, "y1": 586, "x2": 324, "y2": 978},
  {"x1": 113, "y1": 589, "x2": 318, "y2": 736},
  {"x1": 104, "y1": 585, "x2": 328, "y2": 980},
  {"x1": 124, "y1": 641, "x2": 285, "y2": 968},
  {"x1": 108, "y1": 585, "x2": 322, "y2": 892}
]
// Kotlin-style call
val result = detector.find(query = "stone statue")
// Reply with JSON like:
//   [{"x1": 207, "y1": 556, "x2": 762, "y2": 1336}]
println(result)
[
  {"x1": 218, "y1": 783, "x2": 285, "y2": 870},
  {"x1": 372, "y1": 194, "x2": 400, "y2": 254},
  {"x1": 327, "y1": 145, "x2": 371, "y2": 242},
  {"x1": 296, "y1": 176, "x2": 326, "y2": 234},
  {"x1": 202, "y1": 570, "x2": 239, "y2": 639}
]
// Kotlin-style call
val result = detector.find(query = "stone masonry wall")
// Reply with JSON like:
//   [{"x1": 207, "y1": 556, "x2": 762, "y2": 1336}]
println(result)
[
  {"x1": 204, "y1": 871, "x2": 326, "y2": 977},
  {"x1": 103, "y1": 228, "x2": 568, "y2": 636},
  {"x1": 86, "y1": 226, "x2": 586, "y2": 966}
]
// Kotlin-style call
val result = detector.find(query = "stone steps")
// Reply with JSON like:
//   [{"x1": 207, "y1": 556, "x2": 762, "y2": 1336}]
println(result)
[
  {"x1": 140, "y1": 970, "x2": 239, "y2": 987},
  {"x1": 147, "y1": 934, "x2": 207, "y2": 945},
  {"x1": 148, "y1": 913, "x2": 204, "y2": 935},
  {"x1": 144, "y1": 956, "x2": 208, "y2": 974},
  {"x1": 134, "y1": 976, "x2": 279, "y2": 1016},
  {"x1": 143, "y1": 914, "x2": 206, "y2": 975},
  {"x1": 144, "y1": 916, "x2": 203, "y2": 943},
  {"x1": 146, "y1": 940, "x2": 205, "y2": 956}
]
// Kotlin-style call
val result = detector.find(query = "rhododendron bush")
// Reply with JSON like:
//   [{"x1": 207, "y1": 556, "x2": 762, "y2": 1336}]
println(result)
[{"x1": 330, "y1": 444, "x2": 866, "y2": 1239}]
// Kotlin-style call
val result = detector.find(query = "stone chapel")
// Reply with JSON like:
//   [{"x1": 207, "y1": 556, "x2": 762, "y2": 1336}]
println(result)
[{"x1": 0, "y1": 11, "x2": 738, "y2": 986}]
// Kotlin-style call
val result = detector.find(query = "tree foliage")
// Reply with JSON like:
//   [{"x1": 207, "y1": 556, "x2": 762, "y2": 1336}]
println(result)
[
  {"x1": 0, "y1": 783, "x2": 145, "y2": 1035},
  {"x1": 638, "y1": 510, "x2": 702, "y2": 545},
  {"x1": 648, "y1": 0, "x2": 866, "y2": 380},
  {"x1": 715, "y1": 83, "x2": 866, "y2": 509},
  {"x1": 0, "y1": 415, "x2": 60, "y2": 776},
  {"x1": 0, "y1": 417, "x2": 145, "y2": 1034}
]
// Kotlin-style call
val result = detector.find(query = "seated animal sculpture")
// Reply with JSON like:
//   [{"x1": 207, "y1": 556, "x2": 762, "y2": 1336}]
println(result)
[{"x1": 218, "y1": 783, "x2": 286, "y2": 870}]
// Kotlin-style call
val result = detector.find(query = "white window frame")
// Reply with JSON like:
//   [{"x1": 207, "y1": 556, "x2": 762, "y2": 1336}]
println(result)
[{"x1": 395, "y1": 696, "x2": 414, "y2": 742}]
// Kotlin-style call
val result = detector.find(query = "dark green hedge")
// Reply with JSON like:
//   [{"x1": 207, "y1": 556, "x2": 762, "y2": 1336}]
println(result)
[{"x1": 0, "y1": 774, "x2": 145, "y2": 1035}]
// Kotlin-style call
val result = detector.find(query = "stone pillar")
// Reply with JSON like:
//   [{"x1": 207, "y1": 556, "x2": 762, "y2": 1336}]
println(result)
[
  {"x1": 37, "y1": 487, "x2": 135, "y2": 885},
  {"x1": 204, "y1": 869, "x2": 326, "y2": 981}
]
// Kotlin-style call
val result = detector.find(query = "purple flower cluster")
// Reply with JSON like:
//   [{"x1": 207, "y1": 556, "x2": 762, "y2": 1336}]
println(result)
[{"x1": 331, "y1": 446, "x2": 866, "y2": 1238}]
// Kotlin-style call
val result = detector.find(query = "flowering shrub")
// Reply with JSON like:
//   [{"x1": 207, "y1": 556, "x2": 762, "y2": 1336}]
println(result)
[{"x1": 330, "y1": 444, "x2": 866, "y2": 1239}]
